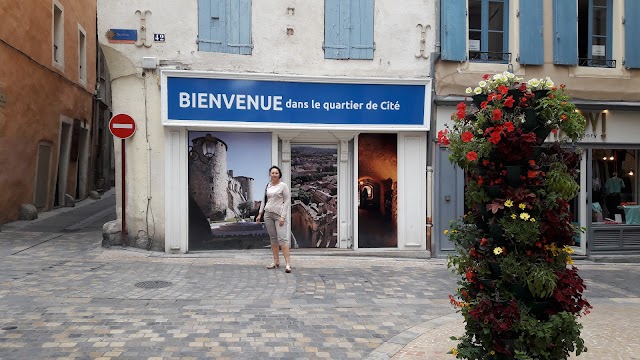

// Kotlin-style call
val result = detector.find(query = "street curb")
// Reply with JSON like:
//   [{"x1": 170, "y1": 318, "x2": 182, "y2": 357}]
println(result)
[{"x1": 364, "y1": 313, "x2": 460, "y2": 360}]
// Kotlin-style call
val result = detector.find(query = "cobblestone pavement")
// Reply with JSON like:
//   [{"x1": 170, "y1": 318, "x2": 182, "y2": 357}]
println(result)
[{"x1": 1, "y1": 213, "x2": 640, "y2": 359}]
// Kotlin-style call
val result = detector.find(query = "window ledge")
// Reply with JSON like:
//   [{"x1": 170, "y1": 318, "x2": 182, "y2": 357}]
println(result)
[
  {"x1": 456, "y1": 61, "x2": 525, "y2": 77},
  {"x1": 569, "y1": 66, "x2": 630, "y2": 79},
  {"x1": 52, "y1": 61, "x2": 64, "y2": 72}
]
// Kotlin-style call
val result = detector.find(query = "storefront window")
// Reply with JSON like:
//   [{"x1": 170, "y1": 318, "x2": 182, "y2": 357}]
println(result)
[{"x1": 591, "y1": 149, "x2": 639, "y2": 225}]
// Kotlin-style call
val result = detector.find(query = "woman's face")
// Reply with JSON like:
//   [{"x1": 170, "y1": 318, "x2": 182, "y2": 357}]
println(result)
[{"x1": 270, "y1": 168, "x2": 281, "y2": 180}]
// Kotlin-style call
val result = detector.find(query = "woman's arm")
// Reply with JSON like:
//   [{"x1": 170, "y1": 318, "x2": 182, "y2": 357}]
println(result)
[{"x1": 279, "y1": 183, "x2": 291, "y2": 219}]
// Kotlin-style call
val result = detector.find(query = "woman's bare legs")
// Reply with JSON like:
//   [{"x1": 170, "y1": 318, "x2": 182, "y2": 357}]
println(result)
[
  {"x1": 271, "y1": 242, "x2": 280, "y2": 266},
  {"x1": 281, "y1": 244, "x2": 291, "y2": 267}
]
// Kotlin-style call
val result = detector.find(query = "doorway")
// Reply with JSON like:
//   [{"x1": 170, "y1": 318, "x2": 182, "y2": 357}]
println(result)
[
  {"x1": 34, "y1": 142, "x2": 53, "y2": 209},
  {"x1": 54, "y1": 120, "x2": 73, "y2": 207}
]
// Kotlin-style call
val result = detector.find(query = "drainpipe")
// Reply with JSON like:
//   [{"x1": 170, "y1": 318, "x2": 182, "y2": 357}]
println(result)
[{"x1": 426, "y1": 0, "x2": 441, "y2": 254}]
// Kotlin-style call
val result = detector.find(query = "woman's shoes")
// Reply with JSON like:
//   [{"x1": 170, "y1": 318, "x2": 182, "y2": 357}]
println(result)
[
  {"x1": 285, "y1": 264, "x2": 292, "y2": 273},
  {"x1": 267, "y1": 262, "x2": 279, "y2": 269}
]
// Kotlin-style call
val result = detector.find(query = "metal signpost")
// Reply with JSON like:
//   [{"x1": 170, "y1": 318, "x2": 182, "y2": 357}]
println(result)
[{"x1": 109, "y1": 114, "x2": 136, "y2": 246}]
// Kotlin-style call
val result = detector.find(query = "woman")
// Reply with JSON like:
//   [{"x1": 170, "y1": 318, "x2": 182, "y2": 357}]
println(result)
[{"x1": 256, "y1": 165, "x2": 292, "y2": 273}]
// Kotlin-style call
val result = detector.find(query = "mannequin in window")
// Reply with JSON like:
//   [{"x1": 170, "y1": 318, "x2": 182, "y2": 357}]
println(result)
[{"x1": 604, "y1": 172, "x2": 625, "y2": 217}]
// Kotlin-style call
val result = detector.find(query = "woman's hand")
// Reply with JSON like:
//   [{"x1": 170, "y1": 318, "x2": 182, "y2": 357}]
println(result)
[
  {"x1": 256, "y1": 213, "x2": 262, "y2": 222},
  {"x1": 279, "y1": 217, "x2": 285, "y2": 226}
]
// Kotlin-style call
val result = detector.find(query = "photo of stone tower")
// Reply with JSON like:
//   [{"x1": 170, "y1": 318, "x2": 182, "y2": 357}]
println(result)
[{"x1": 188, "y1": 132, "x2": 272, "y2": 250}]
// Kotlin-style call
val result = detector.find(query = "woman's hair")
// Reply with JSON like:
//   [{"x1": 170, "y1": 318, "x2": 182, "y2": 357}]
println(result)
[{"x1": 269, "y1": 165, "x2": 282, "y2": 179}]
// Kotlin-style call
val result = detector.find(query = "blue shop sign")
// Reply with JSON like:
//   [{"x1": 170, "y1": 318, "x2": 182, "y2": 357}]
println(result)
[{"x1": 164, "y1": 73, "x2": 429, "y2": 128}]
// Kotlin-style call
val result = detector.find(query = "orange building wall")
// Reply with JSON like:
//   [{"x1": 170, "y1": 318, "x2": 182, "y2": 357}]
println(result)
[{"x1": 0, "y1": 0, "x2": 96, "y2": 224}]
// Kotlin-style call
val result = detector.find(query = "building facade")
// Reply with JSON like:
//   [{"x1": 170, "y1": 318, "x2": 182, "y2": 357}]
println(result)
[
  {"x1": 433, "y1": 0, "x2": 640, "y2": 256},
  {"x1": 98, "y1": 0, "x2": 437, "y2": 253},
  {"x1": 0, "y1": 0, "x2": 112, "y2": 224}
]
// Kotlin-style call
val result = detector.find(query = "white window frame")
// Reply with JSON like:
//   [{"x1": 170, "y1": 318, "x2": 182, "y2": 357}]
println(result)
[
  {"x1": 78, "y1": 24, "x2": 87, "y2": 85},
  {"x1": 52, "y1": 0, "x2": 64, "y2": 70}
]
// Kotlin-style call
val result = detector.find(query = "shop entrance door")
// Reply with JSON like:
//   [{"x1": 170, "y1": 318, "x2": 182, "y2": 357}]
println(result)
[{"x1": 290, "y1": 143, "x2": 340, "y2": 248}]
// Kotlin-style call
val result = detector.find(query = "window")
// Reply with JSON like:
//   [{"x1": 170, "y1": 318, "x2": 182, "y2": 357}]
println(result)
[
  {"x1": 78, "y1": 27, "x2": 87, "y2": 82},
  {"x1": 197, "y1": 0, "x2": 252, "y2": 55},
  {"x1": 468, "y1": 0, "x2": 509, "y2": 63},
  {"x1": 591, "y1": 149, "x2": 638, "y2": 224},
  {"x1": 578, "y1": 0, "x2": 614, "y2": 68},
  {"x1": 324, "y1": 0, "x2": 375, "y2": 60},
  {"x1": 53, "y1": 2, "x2": 64, "y2": 65}
]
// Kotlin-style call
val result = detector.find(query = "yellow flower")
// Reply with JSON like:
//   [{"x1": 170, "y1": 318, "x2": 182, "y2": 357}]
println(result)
[
  {"x1": 511, "y1": 214, "x2": 517, "y2": 219},
  {"x1": 505, "y1": 199, "x2": 514, "y2": 207},
  {"x1": 444, "y1": 229, "x2": 449, "y2": 235},
  {"x1": 493, "y1": 247, "x2": 503, "y2": 255},
  {"x1": 563, "y1": 245, "x2": 574, "y2": 254},
  {"x1": 567, "y1": 256, "x2": 574, "y2": 265},
  {"x1": 530, "y1": 218, "x2": 536, "y2": 222},
  {"x1": 520, "y1": 212, "x2": 531, "y2": 221},
  {"x1": 519, "y1": 203, "x2": 526, "y2": 210},
  {"x1": 490, "y1": 351, "x2": 496, "y2": 355},
  {"x1": 450, "y1": 347, "x2": 459, "y2": 355}
]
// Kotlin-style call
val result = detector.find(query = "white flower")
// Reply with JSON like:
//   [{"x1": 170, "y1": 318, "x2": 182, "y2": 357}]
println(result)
[
  {"x1": 528, "y1": 78, "x2": 540, "y2": 88},
  {"x1": 493, "y1": 74, "x2": 501, "y2": 80},
  {"x1": 545, "y1": 79, "x2": 554, "y2": 88},
  {"x1": 473, "y1": 87, "x2": 482, "y2": 94},
  {"x1": 506, "y1": 72, "x2": 515, "y2": 79},
  {"x1": 500, "y1": 75, "x2": 508, "y2": 82},
  {"x1": 465, "y1": 87, "x2": 473, "y2": 94},
  {"x1": 478, "y1": 81, "x2": 487, "y2": 88}
]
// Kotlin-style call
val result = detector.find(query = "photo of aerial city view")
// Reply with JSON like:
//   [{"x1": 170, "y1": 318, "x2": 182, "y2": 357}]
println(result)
[{"x1": 290, "y1": 145, "x2": 338, "y2": 248}]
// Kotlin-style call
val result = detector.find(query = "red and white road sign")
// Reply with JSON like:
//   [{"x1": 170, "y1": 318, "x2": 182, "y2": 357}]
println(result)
[{"x1": 109, "y1": 114, "x2": 136, "y2": 139}]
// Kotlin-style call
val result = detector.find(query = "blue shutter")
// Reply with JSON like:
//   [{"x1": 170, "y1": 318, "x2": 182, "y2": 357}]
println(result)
[
  {"x1": 325, "y1": 0, "x2": 350, "y2": 59},
  {"x1": 625, "y1": 0, "x2": 640, "y2": 68},
  {"x1": 553, "y1": 0, "x2": 578, "y2": 65},
  {"x1": 227, "y1": 0, "x2": 252, "y2": 54},
  {"x1": 441, "y1": 0, "x2": 467, "y2": 61},
  {"x1": 519, "y1": 0, "x2": 543, "y2": 65},
  {"x1": 198, "y1": 0, "x2": 226, "y2": 52},
  {"x1": 348, "y1": 0, "x2": 374, "y2": 59}
]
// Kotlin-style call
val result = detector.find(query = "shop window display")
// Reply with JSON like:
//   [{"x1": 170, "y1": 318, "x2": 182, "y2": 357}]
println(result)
[{"x1": 591, "y1": 149, "x2": 639, "y2": 224}]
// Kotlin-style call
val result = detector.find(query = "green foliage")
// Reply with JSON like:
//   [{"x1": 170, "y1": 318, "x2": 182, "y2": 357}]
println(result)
[
  {"x1": 526, "y1": 263, "x2": 558, "y2": 299},
  {"x1": 535, "y1": 87, "x2": 587, "y2": 142},
  {"x1": 546, "y1": 162, "x2": 580, "y2": 201}
]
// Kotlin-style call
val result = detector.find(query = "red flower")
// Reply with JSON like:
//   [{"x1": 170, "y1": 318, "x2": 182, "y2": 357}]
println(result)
[
  {"x1": 465, "y1": 269, "x2": 474, "y2": 282},
  {"x1": 457, "y1": 102, "x2": 467, "y2": 111},
  {"x1": 549, "y1": 94, "x2": 555, "y2": 99},
  {"x1": 503, "y1": 121, "x2": 515, "y2": 132},
  {"x1": 487, "y1": 93, "x2": 495, "y2": 101},
  {"x1": 477, "y1": 177, "x2": 484, "y2": 185},
  {"x1": 482, "y1": 159, "x2": 490, "y2": 166},
  {"x1": 483, "y1": 74, "x2": 490, "y2": 80},
  {"x1": 552, "y1": 128, "x2": 558, "y2": 134},
  {"x1": 489, "y1": 131, "x2": 502, "y2": 145},
  {"x1": 503, "y1": 96, "x2": 515, "y2": 108},
  {"x1": 480, "y1": 237, "x2": 488, "y2": 246},
  {"x1": 528, "y1": 170, "x2": 539, "y2": 178},
  {"x1": 498, "y1": 85, "x2": 509, "y2": 95},
  {"x1": 466, "y1": 151, "x2": 478, "y2": 161},
  {"x1": 529, "y1": 159, "x2": 536, "y2": 166},
  {"x1": 437, "y1": 129, "x2": 450, "y2": 146},
  {"x1": 461, "y1": 131, "x2": 474, "y2": 143},
  {"x1": 495, "y1": 94, "x2": 503, "y2": 101},
  {"x1": 480, "y1": 101, "x2": 488, "y2": 109},
  {"x1": 456, "y1": 109, "x2": 466, "y2": 119},
  {"x1": 519, "y1": 83, "x2": 527, "y2": 91},
  {"x1": 492, "y1": 109, "x2": 502, "y2": 121}
]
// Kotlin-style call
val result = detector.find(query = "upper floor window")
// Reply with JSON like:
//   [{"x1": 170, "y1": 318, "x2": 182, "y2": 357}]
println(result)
[
  {"x1": 468, "y1": 0, "x2": 510, "y2": 63},
  {"x1": 78, "y1": 26, "x2": 87, "y2": 82},
  {"x1": 53, "y1": 2, "x2": 64, "y2": 66},
  {"x1": 324, "y1": 0, "x2": 375, "y2": 60},
  {"x1": 197, "y1": 0, "x2": 252, "y2": 55},
  {"x1": 578, "y1": 0, "x2": 614, "y2": 68}
]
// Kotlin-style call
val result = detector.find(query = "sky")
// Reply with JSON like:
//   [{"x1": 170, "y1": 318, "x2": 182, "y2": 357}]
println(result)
[{"x1": 189, "y1": 131, "x2": 272, "y2": 201}]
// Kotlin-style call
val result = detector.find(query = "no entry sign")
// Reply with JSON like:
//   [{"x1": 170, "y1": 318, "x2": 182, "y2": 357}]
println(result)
[{"x1": 109, "y1": 114, "x2": 136, "y2": 139}]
